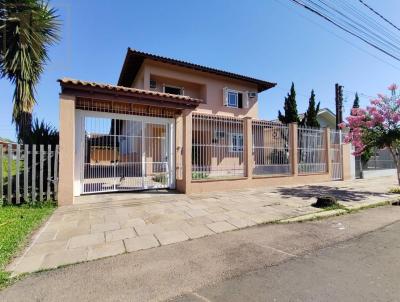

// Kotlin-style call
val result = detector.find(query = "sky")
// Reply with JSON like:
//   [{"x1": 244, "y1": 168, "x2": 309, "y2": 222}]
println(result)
[{"x1": 1, "y1": 0, "x2": 399, "y2": 140}]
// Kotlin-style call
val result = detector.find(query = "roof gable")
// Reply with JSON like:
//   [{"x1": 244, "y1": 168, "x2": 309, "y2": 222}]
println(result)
[{"x1": 118, "y1": 48, "x2": 276, "y2": 92}]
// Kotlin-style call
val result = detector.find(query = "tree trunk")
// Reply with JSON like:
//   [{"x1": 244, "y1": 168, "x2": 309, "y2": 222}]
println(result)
[
  {"x1": 397, "y1": 164, "x2": 400, "y2": 186},
  {"x1": 388, "y1": 147, "x2": 400, "y2": 185}
]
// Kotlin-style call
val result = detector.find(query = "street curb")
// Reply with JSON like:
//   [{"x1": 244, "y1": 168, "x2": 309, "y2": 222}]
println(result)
[
  {"x1": 279, "y1": 197, "x2": 400, "y2": 224},
  {"x1": 278, "y1": 209, "x2": 347, "y2": 223},
  {"x1": 340, "y1": 198, "x2": 398, "y2": 211}
]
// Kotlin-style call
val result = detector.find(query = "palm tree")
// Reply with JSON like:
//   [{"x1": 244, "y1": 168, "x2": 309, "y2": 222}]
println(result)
[{"x1": 0, "y1": 0, "x2": 60, "y2": 142}]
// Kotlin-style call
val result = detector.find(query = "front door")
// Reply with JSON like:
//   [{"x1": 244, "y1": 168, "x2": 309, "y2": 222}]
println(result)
[{"x1": 78, "y1": 111, "x2": 174, "y2": 194}]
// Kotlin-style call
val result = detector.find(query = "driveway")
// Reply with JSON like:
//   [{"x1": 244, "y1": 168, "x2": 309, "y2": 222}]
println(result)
[{"x1": 8, "y1": 176, "x2": 398, "y2": 275}]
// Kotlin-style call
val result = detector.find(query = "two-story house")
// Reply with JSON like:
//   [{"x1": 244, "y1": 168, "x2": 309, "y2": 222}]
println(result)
[
  {"x1": 57, "y1": 48, "x2": 276, "y2": 204},
  {"x1": 58, "y1": 48, "x2": 350, "y2": 206}
]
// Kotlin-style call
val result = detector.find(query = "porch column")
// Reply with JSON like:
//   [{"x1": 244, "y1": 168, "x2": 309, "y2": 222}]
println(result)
[
  {"x1": 58, "y1": 94, "x2": 76, "y2": 206},
  {"x1": 289, "y1": 123, "x2": 298, "y2": 176},
  {"x1": 325, "y1": 128, "x2": 332, "y2": 174},
  {"x1": 244, "y1": 117, "x2": 253, "y2": 179},
  {"x1": 180, "y1": 109, "x2": 192, "y2": 193}
]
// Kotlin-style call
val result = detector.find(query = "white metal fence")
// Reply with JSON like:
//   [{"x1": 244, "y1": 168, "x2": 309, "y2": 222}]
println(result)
[
  {"x1": 252, "y1": 120, "x2": 291, "y2": 176},
  {"x1": 366, "y1": 148, "x2": 396, "y2": 170},
  {"x1": 192, "y1": 113, "x2": 244, "y2": 179},
  {"x1": 297, "y1": 127, "x2": 327, "y2": 174},
  {"x1": 330, "y1": 129, "x2": 343, "y2": 180},
  {"x1": 81, "y1": 114, "x2": 172, "y2": 194},
  {"x1": 1, "y1": 144, "x2": 59, "y2": 205}
]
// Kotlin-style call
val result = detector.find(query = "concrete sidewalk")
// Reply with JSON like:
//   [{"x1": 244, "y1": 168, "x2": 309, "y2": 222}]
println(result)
[{"x1": 7, "y1": 176, "x2": 399, "y2": 275}]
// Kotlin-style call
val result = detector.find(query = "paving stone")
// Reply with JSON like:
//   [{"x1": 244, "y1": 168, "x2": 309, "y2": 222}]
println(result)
[
  {"x1": 124, "y1": 235, "x2": 160, "y2": 252},
  {"x1": 185, "y1": 216, "x2": 213, "y2": 226},
  {"x1": 104, "y1": 213, "x2": 129, "y2": 224},
  {"x1": 34, "y1": 230, "x2": 58, "y2": 243},
  {"x1": 68, "y1": 232, "x2": 105, "y2": 249},
  {"x1": 134, "y1": 223, "x2": 165, "y2": 236},
  {"x1": 182, "y1": 225, "x2": 215, "y2": 239},
  {"x1": 105, "y1": 228, "x2": 136, "y2": 242},
  {"x1": 206, "y1": 221, "x2": 237, "y2": 233},
  {"x1": 91, "y1": 222, "x2": 120, "y2": 233},
  {"x1": 226, "y1": 217, "x2": 256, "y2": 229},
  {"x1": 205, "y1": 206, "x2": 227, "y2": 214},
  {"x1": 161, "y1": 220, "x2": 191, "y2": 232},
  {"x1": 155, "y1": 230, "x2": 189, "y2": 245},
  {"x1": 185, "y1": 208, "x2": 208, "y2": 218},
  {"x1": 28, "y1": 240, "x2": 68, "y2": 256},
  {"x1": 87, "y1": 240, "x2": 125, "y2": 260},
  {"x1": 55, "y1": 225, "x2": 92, "y2": 241},
  {"x1": 41, "y1": 248, "x2": 88, "y2": 270},
  {"x1": 10, "y1": 254, "x2": 45, "y2": 274},
  {"x1": 121, "y1": 218, "x2": 146, "y2": 228},
  {"x1": 206, "y1": 213, "x2": 230, "y2": 222}
]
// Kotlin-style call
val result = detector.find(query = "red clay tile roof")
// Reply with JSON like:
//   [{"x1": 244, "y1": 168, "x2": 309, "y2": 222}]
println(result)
[
  {"x1": 58, "y1": 78, "x2": 204, "y2": 105},
  {"x1": 118, "y1": 48, "x2": 277, "y2": 92}
]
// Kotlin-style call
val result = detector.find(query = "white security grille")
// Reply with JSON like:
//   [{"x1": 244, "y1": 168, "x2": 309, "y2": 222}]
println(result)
[
  {"x1": 192, "y1": 113, "x2": 244, "y2": 180},
  {"x1": 252, "y1": 120, "x2": 291, "y2": 176},
  {"x1": 330, "y1": 129, "x2": 343, "y2": 180},
  {"x1": 80, "y1": 112, "x2": 172, "y2": 194},
  {"x1": 298, "y1": 127, "x2": 327, "y2": 174}
]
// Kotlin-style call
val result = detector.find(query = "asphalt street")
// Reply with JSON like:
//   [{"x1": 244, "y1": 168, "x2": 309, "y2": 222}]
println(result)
[{"x1": 173, "y1": 216, "x2": 400, "y2": 302}]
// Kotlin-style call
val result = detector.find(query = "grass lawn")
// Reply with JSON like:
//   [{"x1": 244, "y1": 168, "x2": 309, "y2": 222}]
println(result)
[{"x1": 0, "y1": 203, "x2": 55, "y2": 288}]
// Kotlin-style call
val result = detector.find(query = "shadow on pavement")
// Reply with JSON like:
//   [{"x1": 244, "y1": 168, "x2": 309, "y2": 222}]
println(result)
[{"x1": 274, "y1": 185, "x2": 388, "y2": 202}]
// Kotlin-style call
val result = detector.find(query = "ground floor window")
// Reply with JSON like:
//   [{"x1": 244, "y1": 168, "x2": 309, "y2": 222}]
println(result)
[{"x1": 231, "y1": 133, "x2": 243, "y2": 152}]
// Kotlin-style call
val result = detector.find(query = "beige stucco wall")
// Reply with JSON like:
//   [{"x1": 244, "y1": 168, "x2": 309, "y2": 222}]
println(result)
[
  {"x1": 132, "y1": 60, "x2": 260, "y2": 118},
  {"x1": 58, "y1": 94, "x2": 76, "y2": 206}
]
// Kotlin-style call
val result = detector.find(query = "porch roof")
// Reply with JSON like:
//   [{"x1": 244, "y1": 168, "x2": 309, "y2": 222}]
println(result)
[{"x1": 58, "y1": 78, "x2": 203, "y2": 109}]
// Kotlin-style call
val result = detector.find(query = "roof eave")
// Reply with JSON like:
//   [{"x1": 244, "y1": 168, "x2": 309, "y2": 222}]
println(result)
[{"x1": 118, "y1": 48, "x2": 277, "y2": 92}]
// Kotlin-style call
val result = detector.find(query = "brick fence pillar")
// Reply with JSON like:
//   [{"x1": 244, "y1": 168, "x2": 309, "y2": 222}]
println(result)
[{"x1": 58, "y1": 94, "x2": 76, "y2": 206}]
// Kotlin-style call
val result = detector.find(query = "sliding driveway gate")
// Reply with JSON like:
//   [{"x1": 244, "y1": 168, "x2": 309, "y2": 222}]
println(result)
[{"x1": 77, "y1": 111, "x2": 175, "y2": 194}]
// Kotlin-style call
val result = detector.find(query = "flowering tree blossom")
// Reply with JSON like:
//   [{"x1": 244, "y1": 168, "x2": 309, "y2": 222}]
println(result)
[{"x1": 339, "y1": 84, "x2": 400, "y2": 184}]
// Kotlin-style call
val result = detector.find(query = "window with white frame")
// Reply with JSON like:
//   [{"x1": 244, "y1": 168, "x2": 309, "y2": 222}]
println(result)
[
  {"x1": 231, "y1": 133, "x2": 243, "y2": 152},
  {"x1": 224, "y1": 88, "x2": 247, "y2": 108},
  {"x1": 228, "y1": 91, "x2": 238, "y2": 107},
  {"x1": 163, "y1": 84, "x2": 184, "y2": 96}
]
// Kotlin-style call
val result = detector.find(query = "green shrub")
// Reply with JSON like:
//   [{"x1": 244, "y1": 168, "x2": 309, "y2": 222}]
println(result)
[
  {"x1": 152, "y1": 174, "x2": 167, "y2": 184},
  {"x1": 312, "y1": 195, "x2": 338, "y2": 208},
  {"x1": 389, "y1": 187, "x2": 400, "y2": 194},
  {"x1": 192, "y1": 172, "x2": 208, "y2": 180}
]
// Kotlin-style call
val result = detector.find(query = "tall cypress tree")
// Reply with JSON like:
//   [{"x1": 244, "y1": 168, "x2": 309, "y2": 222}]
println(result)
[
  {"x1": 278, "y1": 82, "x2": 300, "y2": 124},
  {"x1": 301, "y1": 90, "x2": 320, "y2": 127},
  {"x1": 352, "y1": 93, "x2": 360, "y2": 114}
]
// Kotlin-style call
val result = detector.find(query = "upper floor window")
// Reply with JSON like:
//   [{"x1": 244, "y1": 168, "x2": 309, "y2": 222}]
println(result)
[
  {"x1": 163, "y1": 84, "x2": 184, "y2": 96},
  {"x1": 224, "y1": 88, "x2": 248, "y2": 109},
  {"x1": 228, "y1": 91, "x2": 239, "y2": 107}
]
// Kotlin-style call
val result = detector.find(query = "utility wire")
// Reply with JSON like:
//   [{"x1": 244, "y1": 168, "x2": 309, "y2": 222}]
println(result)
[
  {"x1": 358, "y1": 0, "x2": 400, "y2": 32},
  {"x1": 273, "y1": 0, "x2": 400, "y2": 71},
  {"x1": 289, "y1": 0, "x2": 400, "y2": 61},
  {"x1": 313, "y1": 0, "x2": 400, "y2": 56}
]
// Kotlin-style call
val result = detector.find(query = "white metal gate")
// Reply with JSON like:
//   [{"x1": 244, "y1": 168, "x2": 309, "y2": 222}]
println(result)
[
  {"x1": 78, "y1": 111, "x2": 174, "y2": 194},
  {"x1": 330, "y1": 129, "x2": 343, "y2": 180}
]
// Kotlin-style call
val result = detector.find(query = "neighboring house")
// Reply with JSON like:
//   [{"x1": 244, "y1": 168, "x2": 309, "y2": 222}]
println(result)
[
  {"x1": 58, "y1": 48, "x2": 351, "y2": 205},
  {"x1": 272, "y1": 107, "x2": 337, "y2": 129},
  {"x1": 300, "y1": 107, "x2": 337, "y2": 129},
  {"x1": 0, "y1": 138, "x2": 16, "y2": 153}
]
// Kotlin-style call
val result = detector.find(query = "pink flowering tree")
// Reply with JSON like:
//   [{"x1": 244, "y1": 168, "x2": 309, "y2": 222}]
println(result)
[{"x1": 339, "y1": 84, "x2": 400, "y2": 185}]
